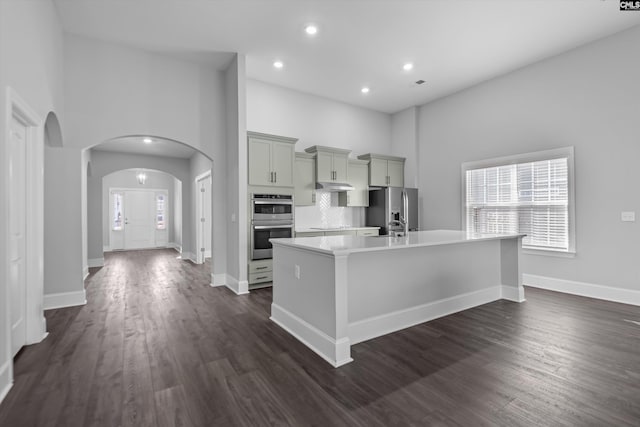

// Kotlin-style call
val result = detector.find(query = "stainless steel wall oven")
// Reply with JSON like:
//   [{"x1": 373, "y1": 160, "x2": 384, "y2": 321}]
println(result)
[{"x1": 250, "y1": 194, "x2": 294, "y2": 260}]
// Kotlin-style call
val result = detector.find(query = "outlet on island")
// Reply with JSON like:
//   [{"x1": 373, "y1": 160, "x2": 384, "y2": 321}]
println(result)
[{"x1": 294, "y1": 264, "x2": 301, "y2": 279}]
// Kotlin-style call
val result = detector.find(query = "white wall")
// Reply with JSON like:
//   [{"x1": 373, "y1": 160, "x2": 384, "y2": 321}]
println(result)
[
  {"x1": 391, "y1": 107, "x2": 419, "y2": 189},
  {"x1": 224, "y1": 54, "x2": 248, "y2": 291},
  {"x1": 247, "y1": 79, "x2": 392, "y2": 155},
  {"x1": 61, "y1": 34, "x2": 229, "y2": 289},
  {"x1": 0, "y1": 0, "x2": 64, "y2": 401},
  {"x1": 101, "y1": 169, "x2": 178, "y2": 249},
  {"x1": 418, "y1": 25, "x2": 640, "y2": 292}
]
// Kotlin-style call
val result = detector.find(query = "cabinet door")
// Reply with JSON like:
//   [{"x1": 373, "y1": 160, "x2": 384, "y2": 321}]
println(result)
[
  {"x1": 271, "y1": 141, "x2": 294, "y2": 187},
  {"x1": 248, "y1": 138, "x2": 272, "y2": 186},
  {"x1": 295, "y1": 157, "x2": 316, "y2": 206},
  {"x1": 333, "y1": 153, "x2": 348, "y2": 182},
  {"x1": 344, "y1": 163, "x2": 368, "y2": 206},
  {"x1": 387, "y1": 160, "x2": 404, "y2": 187},
  {"x1": 368, "y1": 158, "x2": 388, "y2": 187},
  {"x1": 316, "y1": 151, "x2": 333, "y2": 182}
]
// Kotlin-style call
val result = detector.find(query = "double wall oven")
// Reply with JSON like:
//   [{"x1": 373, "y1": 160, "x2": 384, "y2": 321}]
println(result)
[{"x1": 250, "y1": 194, "x2": 294, "y2": 260}]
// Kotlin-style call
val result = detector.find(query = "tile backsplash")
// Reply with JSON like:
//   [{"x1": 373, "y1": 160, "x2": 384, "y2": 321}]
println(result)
[{"x1": 295, "y1": 191, "x2": 365, "y2": 229}]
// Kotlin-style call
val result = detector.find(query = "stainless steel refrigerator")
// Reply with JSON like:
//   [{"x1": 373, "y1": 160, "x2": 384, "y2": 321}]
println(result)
[{"x1": 366, "y1": 187, "x2": 419, "y2": 235}]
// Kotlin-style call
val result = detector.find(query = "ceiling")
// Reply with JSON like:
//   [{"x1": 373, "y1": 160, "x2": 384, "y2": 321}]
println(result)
[
  {"x1": 54, "y1": 0, "x2": 640, "y2": 114},
  {"x1": 92, "y1": 136, "x2": 200, "y2": 159}
]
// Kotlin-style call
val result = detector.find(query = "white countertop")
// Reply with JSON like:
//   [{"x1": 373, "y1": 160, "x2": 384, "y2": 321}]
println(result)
[
  {"x1": 272, "y1": 229, "x2": 525, "y2": 256},
  {"x1": 295, "y1": 226, "x2": 380, "y2": 233}
]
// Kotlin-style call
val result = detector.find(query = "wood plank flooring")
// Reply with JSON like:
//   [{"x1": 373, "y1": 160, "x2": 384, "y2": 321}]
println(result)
[{"x1": 1, "y1": 248, "x2": 640, "y2": 426}]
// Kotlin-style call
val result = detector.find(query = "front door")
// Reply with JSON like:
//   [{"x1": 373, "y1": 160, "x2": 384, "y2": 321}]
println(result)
[
  {"x1": 124, "y1": 191, "x2": 155, "y2": 250},
  {"x1": 9, "y1": 115, "x2": 27, "y2": 357}
]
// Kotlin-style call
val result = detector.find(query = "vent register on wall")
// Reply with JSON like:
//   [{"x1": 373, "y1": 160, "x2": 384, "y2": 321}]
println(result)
[{"x1": 247, "y1": 131, "x2": 407, "y2": 289}]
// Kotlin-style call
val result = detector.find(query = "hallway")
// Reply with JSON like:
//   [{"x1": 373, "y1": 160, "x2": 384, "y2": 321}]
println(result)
[{"x1": 1, "y1": 250, "x2": 640, "y2": 426}]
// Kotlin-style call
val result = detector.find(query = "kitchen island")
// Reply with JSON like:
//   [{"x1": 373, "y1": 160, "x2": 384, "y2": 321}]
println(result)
[{"x1": 270, "y1": 229, "x2": 525, "y2": 367}]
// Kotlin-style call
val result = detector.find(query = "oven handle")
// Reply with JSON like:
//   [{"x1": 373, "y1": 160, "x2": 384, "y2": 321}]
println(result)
[
  {"x1": 253, "y1": 225, "x2": 294, "y2": 230},
  {"x1": 253, "y1": 200, "x2": 293, "y2": 205}
]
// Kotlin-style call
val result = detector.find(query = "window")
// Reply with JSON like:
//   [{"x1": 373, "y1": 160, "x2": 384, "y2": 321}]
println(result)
[
  {"x1": 156, "y1": 193, "x2": 167, "y2": 230},
  {"x1": 463, "y1": 147, "x2": 575, "y2": 253},
  {"x1": 112, "y1": 192, "x2": 123, "y2": 231}
]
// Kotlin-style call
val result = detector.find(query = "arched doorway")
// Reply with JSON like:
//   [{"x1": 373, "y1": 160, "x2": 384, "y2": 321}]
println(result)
[{"x1": 84, "y1": 135, "x2": 214, "y2": 282}]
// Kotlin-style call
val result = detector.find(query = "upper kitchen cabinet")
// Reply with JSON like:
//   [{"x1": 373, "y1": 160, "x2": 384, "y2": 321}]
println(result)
[
  {"x1": 248, "y1": 131, "x2": 297, "y2": 187},
  {"x1": 294, "y1": 152, "x2": 316, "y2": 206},
  {"x1": 304, "y1": 146, "x2": 350, "y2": 183},
  {"x1": 338, "y1": 159, "x2": 369, "y2": 207},
  {"x1": 357, "y1": 153, "x2": 405, "y2": 187}
]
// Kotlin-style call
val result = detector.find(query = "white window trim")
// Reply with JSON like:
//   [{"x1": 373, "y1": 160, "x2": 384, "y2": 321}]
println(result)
[{"x1": 461, "y1": 146, "x2": 576, "y2": 255}]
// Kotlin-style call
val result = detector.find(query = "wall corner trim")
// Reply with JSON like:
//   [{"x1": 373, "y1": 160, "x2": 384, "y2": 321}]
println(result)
[
  {"x1": 43, "y1": 290, "x2": 87, "y2": 310},
  {"x1": 224, "y1": 274, "x2": 250, "y2": 295},
  {"x1": 88, "y1": 258, "x2": 104, "y2": 268},
  {"x1": 0, "y1": 361, "x2": 12, "y2": 405},
  {"x1": 211, "y1": 273, "x2": 226, "y2": 287},
  {"x1": 524, "y1": 274, "x2": 640, "y2": 306}
]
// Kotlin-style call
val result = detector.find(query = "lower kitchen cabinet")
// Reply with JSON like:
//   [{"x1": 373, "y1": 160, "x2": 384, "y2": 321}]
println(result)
[{"x1": 248, "y1": 259, "x2": 273, "y2": 287}]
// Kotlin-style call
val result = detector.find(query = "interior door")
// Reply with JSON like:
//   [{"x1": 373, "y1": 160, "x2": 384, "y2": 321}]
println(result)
[
  {"x1": 196, "y1": 176, "x2": 212, "y2": 264},
  {"x1": 124, "y1": 191, "x2": 155, "y2": 249},
  {"x1": 9, "y1": 115, "x2": 27, "y2": 357}
]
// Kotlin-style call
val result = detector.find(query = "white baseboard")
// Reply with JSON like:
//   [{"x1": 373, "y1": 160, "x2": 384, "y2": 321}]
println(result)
[
  {"x1": 0, "y1": 360, "x2": 12, "y2": 405},
  {"x1": 179, "y1": 251, "x2": 196, "y2": 263},
  {"x1": 204, "y1": 250, "x2": 212, "y2": 258},
  {"x1": 224, "y1": 274, "x2": 249, "y2": 295},
  {"x1": 168, "y1": 242, "x2": 182, "y2": 253},
  {"x1": 88, "y1": 258, "x2": 104, "y2": 268},
  {"x1": 524, "y1": 274, "x2": 640, "y2": 306},
  {"x1": 501, "y1": 285, "x2": 526, "y2": 302},
  {"x1": 43, "y1": 290, "x2": 87, "y2": 310},
  {"x1": 349, "y1": 285, "x2": 506, "y2": 345},
  {"x1": 83, "y1": 267, "x2": 89, "y2": 280},
  {"x1": 271, "y1": 303, "x2": 353, "y2": 368},
  {"x1": 211, "y1": 273, "x2": 226, "y2": 287}
]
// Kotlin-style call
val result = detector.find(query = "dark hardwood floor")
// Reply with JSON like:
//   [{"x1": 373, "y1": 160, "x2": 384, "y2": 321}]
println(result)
[{"x1": 1, "y1": 248, "x2": 639, "y2": 426}]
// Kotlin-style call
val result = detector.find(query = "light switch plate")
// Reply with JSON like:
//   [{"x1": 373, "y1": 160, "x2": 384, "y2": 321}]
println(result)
[{"x1": 621, "y1": 211, "x2": 635, "y2": 222}]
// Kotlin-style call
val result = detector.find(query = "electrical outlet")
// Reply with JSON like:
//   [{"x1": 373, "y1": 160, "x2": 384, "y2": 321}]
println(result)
[
  {"x1": 231, "y1": 213, "x2": 236, "y2": 222},
  {"x1": 294, "y1": 265, "x2": 301, "y2": 279},
  {"x1": 621, "y1": 211, "x2": 635, "y2": 222}
]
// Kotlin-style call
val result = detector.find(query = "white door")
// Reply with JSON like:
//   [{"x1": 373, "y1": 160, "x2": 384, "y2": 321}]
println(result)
[
  {"x1": 124, "y1": 191, "x2": 155, "y2": 250},
  {"x1": 196, "y1": 175, "x2": 212, "y2": 264},
  {"x1": 9, "y1": 116, "x2": 27, "y2": 356}
]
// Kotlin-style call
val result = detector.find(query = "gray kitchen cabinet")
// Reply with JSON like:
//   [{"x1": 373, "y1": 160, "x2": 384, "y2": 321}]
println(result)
[
  {"x1": 295, "y1": 231, "x2": 325, "y2": 237},
  {"x1": 356, "y1": 229, "x2": 379, "y2": 236},
  {"x1": 248, "y1": 131, "x2": 297, "y2": 187},
  {"x1": 304, "y1": 145, "x2": 350, "y2": 182},
  {"x1": 357, "y1": 153, "x2": 405, "y2": 187},
  {"x1": 294, "y1": 152, "x2": 316, "y2": 206},
  {"x1": 338, "y1": 159, "x2": 369, "y2": 207}
]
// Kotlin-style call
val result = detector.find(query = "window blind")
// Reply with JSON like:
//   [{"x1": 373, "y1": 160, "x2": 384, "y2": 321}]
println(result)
[{"x1": 465, "y1": 157, "x2": 569, "y2": 251}]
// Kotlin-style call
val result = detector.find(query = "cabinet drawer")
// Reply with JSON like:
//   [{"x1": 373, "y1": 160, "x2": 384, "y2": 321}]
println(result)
[
  {"x1": 249, "y1": 271, "x2": 273, "y2": 284},
  {"x1": 296, "y1": 231, "x2": 325, "y2": 237},
  {"x1": 356, "y1": 229, "x2": 379, "y2": 237},
  {"x1": 249, "y1": 259, "x2": 272, "y2": 274},
  {"x1": 324, "y1": 230, "x2": 357, "y2": 236}
]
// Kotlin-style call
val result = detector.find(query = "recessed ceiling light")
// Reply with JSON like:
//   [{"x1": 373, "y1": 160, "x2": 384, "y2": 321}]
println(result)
[
  {"x1": 273, "y1": 60, "x2": 284, "y2": 69},
  {"x1": 403, "y1": 63, "x2": 414, "y2": 71},
  {"x1": 361, "y1": 87, "x2": 370, "y2": 94},
  {"x1": 143, "y1": 137, "x2": 152, "y2": 144},
  {"x1": 305, "y1": 24, "x2": 318, "y2": 36}
]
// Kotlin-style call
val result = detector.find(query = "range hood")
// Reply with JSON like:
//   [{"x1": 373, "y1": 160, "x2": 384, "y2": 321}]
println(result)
[{"x1": 315, "y1": 181, "x2": 354, "y2": 192}]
